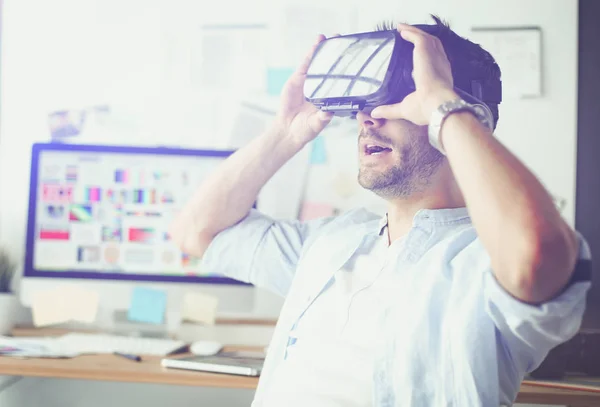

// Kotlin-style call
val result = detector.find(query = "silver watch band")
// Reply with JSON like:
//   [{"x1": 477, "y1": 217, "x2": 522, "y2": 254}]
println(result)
[{"x1": 428, "y1": 98, "x2": 494, "y2": 155}]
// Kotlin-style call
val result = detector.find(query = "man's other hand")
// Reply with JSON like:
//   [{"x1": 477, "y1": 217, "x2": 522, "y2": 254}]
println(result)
[
  {"x1": 371, "y1": 24, "x2": 458, "y2": 125},
  {"x1": 276, "y1": 35, "x2": 335, "y2": 147}
]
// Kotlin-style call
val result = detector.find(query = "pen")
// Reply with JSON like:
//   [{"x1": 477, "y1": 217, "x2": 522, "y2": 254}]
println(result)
[{"x1": 113, "y1": 352, "x2": 142, "y2": 362}]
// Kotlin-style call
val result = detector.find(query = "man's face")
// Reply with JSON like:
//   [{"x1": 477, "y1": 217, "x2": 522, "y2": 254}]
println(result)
[{"x1": 356, "y1": 111, "x2": 445, "y2": 199}]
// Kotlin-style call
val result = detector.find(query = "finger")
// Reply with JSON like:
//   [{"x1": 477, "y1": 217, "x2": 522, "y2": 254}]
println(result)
[
  {"x1": 372, "y1": 94, "x2": 429, "y2": 125},
  {"x1": 397, "y1": 23, "x2": 428, "y2": 36},
  {"x1": 296, "y1": 34, "x2": 326, "y2": 76},
  {"x1": 370, "y1": 104, "x2": 403, "y2": 120},
  {"x1": 308, "y1": 109, "x2": 334, "y2": 133},
  {"x1": 396, "y1": 23, "x2": 417, "y2": 31},
  {"x1": 370, "y1": 96, "x2": 416, "y2": 120},
  {"x1": 433, "y1": 38, "x2": 449, "y2": 57},
  {"x1": 398, "y1": 29, "x2": 424, "y2": 46}
]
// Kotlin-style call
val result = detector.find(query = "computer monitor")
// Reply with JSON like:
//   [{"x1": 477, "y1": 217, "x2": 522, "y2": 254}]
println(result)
[{"x1": 20, "y1": 143, "x2": 260, "y2": 323}]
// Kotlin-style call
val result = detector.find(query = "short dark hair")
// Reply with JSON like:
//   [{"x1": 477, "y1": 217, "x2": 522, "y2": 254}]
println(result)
[{"x1": 377, "y1": 15, "x2": 502, "y2": 128}]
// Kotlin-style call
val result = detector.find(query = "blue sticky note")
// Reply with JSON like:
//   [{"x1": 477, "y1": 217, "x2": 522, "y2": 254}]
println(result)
[
  {"x1": 310, "y1": 136, "x2": 327, "y2": 164},
  {"x1": 127, "y1": 287, "x2": 167, "y2": 325},
  {"x1": 267, "y1": 67, "x2": 295, "y2": 95}
]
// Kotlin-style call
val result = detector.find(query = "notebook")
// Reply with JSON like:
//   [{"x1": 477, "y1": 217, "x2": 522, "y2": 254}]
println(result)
[{"x1": 161, "y1": 353, "x2": 264, "y2": 377}]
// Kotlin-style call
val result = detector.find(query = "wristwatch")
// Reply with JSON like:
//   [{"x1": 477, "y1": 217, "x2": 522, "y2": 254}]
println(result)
[{"x1": 428, "y1": 98, "x2": 494, "y2": 155}]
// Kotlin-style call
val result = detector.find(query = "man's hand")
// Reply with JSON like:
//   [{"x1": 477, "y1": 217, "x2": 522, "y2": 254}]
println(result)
[
  {"x1": 277, "y1": 35, "x2": 335, "y2": 146},
  {"x1": 169, "y1": 34, "x2": 337, "y2": 259},
  {"x1": 370, "y1": 23, "x2": 458, "y2": 125}
]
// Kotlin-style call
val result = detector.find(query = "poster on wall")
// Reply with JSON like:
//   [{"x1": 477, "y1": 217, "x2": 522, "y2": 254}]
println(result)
[
  {"x1": 48, "y1": 106, "x2": 112, "y2": 143},
  {"x1": 266, "y1": 2, "x2": 358, "y2": 67},
  {"x1": 470, "y1": 26, "x2": 542, "y2": 99},
  {"x1": 192, "y1": 24, "x2": 268, "y2": 94}
]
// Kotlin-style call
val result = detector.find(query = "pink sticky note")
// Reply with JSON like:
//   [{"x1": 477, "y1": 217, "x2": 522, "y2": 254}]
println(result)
[{"x1": 299, "y1": 202, "x2": 335, "y2": 221}]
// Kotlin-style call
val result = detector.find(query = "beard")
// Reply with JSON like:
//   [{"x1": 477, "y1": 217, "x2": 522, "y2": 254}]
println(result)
[{"x1": 357, "y1": 127, "x2": 445, "y2": 199}]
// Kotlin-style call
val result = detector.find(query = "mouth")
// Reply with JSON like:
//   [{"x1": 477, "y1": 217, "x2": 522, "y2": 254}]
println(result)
[{"x1": 363, "y1": 142, "x2": 393, "y2": 156}]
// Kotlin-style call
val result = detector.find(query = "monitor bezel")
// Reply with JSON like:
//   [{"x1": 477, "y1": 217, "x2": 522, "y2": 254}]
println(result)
[{"x1": 24, "y1": 142, "x2": 250, "y2": 286}]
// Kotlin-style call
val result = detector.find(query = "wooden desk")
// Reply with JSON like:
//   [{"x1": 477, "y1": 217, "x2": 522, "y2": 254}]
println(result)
[
  {"x1": 1, "y1": 355, "x2": 600, "y2": 406},
  {"x1": 2, "y1": 327, "x2": 259, "y2": 390},
  {"x1": 2, "y1": 328, "x2": 600, "y2": 406},
  {"x1": 0, "y1": 352, "x2": 258, "y2": 390},
  {"x1": 517, "y1": 382, "x2": 600, "y2": 407}
]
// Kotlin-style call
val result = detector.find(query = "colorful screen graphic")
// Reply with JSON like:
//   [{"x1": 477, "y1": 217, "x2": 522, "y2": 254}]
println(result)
[
  {"x1": 128, "y1": 227, "x2": 155, "y2": 244},
  {"x1": 85, "y1": 187, "x2": 102, "y2": 202},
  {"x1": 32, "y1": 147, "x2": 229, "y2": 279},
  {"x1": 69, "y1": 204, "x2": 93, "y2": 222},
  {"x1": 39, "y1": 228, "x2": 70, "y2": 240},
  {"x1": 114, "y1": 169, "x2": 129, "y2": 184}
]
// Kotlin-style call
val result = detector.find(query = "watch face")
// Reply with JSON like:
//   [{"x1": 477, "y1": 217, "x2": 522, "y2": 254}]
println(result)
[{"x1": 429, "y1": 97, "x2": 494, "y2": 155}]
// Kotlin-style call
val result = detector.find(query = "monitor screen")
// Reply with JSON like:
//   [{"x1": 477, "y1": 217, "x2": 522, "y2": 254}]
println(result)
[{"x1": 24, "y1": 143, "x2": 246, "y2": 285}]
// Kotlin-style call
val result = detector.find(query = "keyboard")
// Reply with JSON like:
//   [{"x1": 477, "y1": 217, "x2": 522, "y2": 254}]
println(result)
[{"x1": 55, "y1": 333, "x2": 187, "y2": 356}]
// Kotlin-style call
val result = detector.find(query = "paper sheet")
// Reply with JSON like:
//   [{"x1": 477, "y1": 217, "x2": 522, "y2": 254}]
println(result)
[
  {"x1": 273, "y1": 4, "x2": 358, "y2": 66},
  {"x1": 192, "y1": 25, "x2": 268, "y2": 94},
  {"x1": 127, "y1": 287, "x2": 167, "y2": 325},
  {"x1": 32, "y1": 286, "x2": 99, "y2": 327},
  {"x1": 225, "y1": 92, "x2": 313, "y2": 219},
  {"x1": 226, "y1": 98, "x2": 278, "y2": 149},
  {"x1": 0, "y1": 336, "x2": 78, "y2": 358},
  {"x1": 32, "y1": 289, "x2": 71, "y2": 327},
  {"x1": 66, "y1": 287, "x2": 100, "y2": 324},
  {"x1": 470, "y1": 27, "x2": 542, "y2": 98},
  {"x1": 258, "y1": 143, "x2": 312, "y2": 220},
  {"x1": 181, "y1": 292, "x2": 219, "y2": 325}
]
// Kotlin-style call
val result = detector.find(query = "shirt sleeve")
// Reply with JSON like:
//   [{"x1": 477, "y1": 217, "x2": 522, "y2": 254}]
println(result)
[
  {"x1": 484, "y1": 232, "x2": 592, "y2": 373},
  {"x1": 200, "y1": 209, "x2": 335, "y2": 297}
]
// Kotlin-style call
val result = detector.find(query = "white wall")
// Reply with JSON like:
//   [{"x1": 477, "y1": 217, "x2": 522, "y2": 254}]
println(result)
[{"x1": 0, "y1": 0, "x2": 579, "y2": 261}]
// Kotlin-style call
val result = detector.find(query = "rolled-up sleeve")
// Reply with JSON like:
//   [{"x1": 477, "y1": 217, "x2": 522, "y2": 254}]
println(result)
[
  {"x1": 484, "y1": 232, "x2": 592, "y2": 373},
  {"x1": 201, "y1": 209, "x2": 334, "y2": 297}
]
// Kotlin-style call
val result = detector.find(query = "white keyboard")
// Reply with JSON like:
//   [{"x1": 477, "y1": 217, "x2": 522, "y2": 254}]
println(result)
[{"x1": 55, "y1": 333, "x2": 187, "y2": 356}]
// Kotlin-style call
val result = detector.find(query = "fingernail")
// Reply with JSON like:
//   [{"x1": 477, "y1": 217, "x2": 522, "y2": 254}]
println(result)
[
  {"x1": 370, "y1": 108, "x2": 382, "y2": 118},
  {"x1": 318, "y1": 110, "x2": 332, "y2": 120}
]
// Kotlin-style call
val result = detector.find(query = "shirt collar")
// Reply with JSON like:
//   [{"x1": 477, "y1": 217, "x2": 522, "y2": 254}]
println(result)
[{"x1": 376, "y1": 207, "x2": 471, "y2": 235}]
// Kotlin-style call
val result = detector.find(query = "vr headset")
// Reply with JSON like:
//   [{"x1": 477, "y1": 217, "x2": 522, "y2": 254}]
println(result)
[{"x1": 303, "y1": 29, "x2": 502, "y2": 120}]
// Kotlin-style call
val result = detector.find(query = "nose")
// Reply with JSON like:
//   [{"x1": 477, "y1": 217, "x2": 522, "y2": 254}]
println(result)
[{"x1": 356, "y1": 110, "x2": 385, "y2": 130}]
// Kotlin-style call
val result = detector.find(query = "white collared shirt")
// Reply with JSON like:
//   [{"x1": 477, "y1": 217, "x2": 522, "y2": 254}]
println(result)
[
  {"x1": 262, "y1": 230, "x2": 403, "y2": 407},
  {"x1": 201, "y1": 208, "x2": 591, "y2": 406}
]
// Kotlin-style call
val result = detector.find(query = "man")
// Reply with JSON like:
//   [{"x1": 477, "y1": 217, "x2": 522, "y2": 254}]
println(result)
[{"x1": 170, "y1": 17, "x2": 590, "y2": 407}]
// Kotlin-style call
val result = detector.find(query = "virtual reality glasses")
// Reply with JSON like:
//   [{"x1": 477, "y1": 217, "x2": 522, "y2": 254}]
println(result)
[{"x1": 303, "y1": 29, "x2": 502, "y2": 119}]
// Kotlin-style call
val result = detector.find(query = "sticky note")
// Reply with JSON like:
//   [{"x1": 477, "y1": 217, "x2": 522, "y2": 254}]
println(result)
[
  {"x1": 299, "y1": 201, "x2": 336, "y2": 221},
  {"x1": 267, "y1": 67, "x2": 295, "y2": 95},
  {"x1": 127, "y1": 287, "x2": 167, "y2": 325},
  {"x1": 310, "y1": 136, "x2": 327, "y2": 164},
  {"x1": 32, "y1": 288, "x2": 71, "y2": 327},
  {"x1": 181, "y1": 292, "x2": 219, "y2": 325},
  {"x1": 32, "y1": 285, "x2": 99, "y2": 327},
  {"x1": 65, "y1": 287, "x2": 99, "y2": 324}
]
